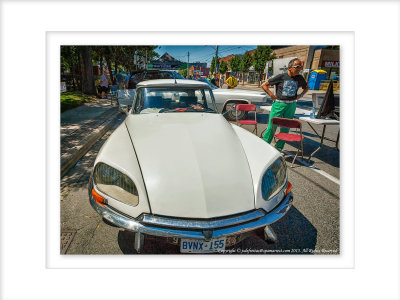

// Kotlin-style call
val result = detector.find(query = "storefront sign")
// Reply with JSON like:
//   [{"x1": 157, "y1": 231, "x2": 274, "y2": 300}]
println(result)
[
  {"x1": 322, "y1": 61, "x2": 340, "y2": 67},
  {"x1": 153, "y1": 64, "x2": 172, "y2": 69}
]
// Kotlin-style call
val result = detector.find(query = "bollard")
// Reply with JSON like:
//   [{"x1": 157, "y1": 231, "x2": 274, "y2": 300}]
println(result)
[
  {"x1": 134, "y1": 232, "x2": 144, "y2": 253},
  {"x1": 264, "y1": 225, "x2": 277, "y2": 244}
]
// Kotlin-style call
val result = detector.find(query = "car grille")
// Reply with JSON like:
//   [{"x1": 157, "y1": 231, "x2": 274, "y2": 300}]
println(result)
[{"x1": 137, "y1": 210, "x2": 266, "y2": 231}]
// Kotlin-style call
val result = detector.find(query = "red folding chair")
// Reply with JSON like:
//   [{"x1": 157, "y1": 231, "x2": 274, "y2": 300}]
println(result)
[
  {"x1": 271, "y1": 117, "x2": 304, "y2": 167},
  {"x1": 236, "y1": 104, "x2": 258, "y2": 135}
]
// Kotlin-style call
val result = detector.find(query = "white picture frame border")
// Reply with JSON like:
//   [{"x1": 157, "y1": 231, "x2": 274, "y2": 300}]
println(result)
[
  {"x1": 1, "y1": 1, "x2": 399, "y2": 299},
  {"x1": 48, "y1": 31, "x2": 354, "y2": 270}
]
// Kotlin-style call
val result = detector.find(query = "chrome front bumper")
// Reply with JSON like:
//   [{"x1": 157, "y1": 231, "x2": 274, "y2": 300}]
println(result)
[{"x1": 89, "y1": 192, "x2": 293, "y2": 241}]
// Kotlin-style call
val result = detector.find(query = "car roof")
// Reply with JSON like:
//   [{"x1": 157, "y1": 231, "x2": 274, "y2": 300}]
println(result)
[{"x1": 137, "y1": 79, "x2": 210, "y2": 88}]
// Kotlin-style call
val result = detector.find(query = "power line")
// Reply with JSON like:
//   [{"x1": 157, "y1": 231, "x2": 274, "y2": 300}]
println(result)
[
  {"x1": 190, "y1": 50, "x2": 218, "y2": 62},
  {"x1": 156, "y1": 46, "x2": 257, "y2": 66}
]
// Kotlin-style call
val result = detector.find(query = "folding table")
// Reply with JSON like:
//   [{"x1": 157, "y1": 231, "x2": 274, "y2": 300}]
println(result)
[
  {"x1": 258, "y1": 106, "x2": 340, "y2": 161},
  {"x1": 298, "y1": 116, "x2": 340, "y2": 161}
]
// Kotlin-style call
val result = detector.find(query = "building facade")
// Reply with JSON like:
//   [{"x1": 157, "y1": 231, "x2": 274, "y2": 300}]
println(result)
[
  {"x1": 150, "y1": 52, "x2": 184, "y2": 70},
  {"x1": 270, "y1": 46, "x2": 339, "y2": 80}
]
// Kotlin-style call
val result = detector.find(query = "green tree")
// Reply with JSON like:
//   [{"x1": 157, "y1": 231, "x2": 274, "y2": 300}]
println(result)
[
  {"x1": 136, "y1": 46, "x2": 159, "y2": 70},
  {"x1": 179, "y1": 63, "x2": 187, "y2": 70},
  {"x1": 210, "y1": 56, "x2": 218, "y2": 74},
  {"x1": 178, "y1": 63, "x2": 188, "y2": 77},
  {"x1": 61, "y1": 46, "x2": 80, "y2": 90},
  {"x1": 229, "y1": 55, "x2": 241, "y2": 73},
  {"x1": 253, "y1": 46, "x2": 276, "y2": 86},
  {"x1": 219, "y1": 60, "x2": 228, "y2": 76},
  {"x1": 239, "y1": 51, "x2": 253, "y2": 85},
  {"x1": 178, "y1": 69, "x2": 187, "y2": 78}
]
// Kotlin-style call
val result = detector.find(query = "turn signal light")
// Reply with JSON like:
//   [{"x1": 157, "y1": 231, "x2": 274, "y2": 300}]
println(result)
[
  {"x1": 285, "y1": 182, "x2": 292, "y2": 196},
  {"x1": 92, "y1": 189, "x2": 105, "y2": 207}
]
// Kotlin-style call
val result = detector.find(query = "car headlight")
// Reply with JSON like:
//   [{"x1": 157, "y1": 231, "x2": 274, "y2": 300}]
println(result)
[
  {"x1": 93, "y1": 163, "x2": 139, "y2": 206},
  {"x1": 261, "y1": 157, "x2": 287, "y2": 200}
]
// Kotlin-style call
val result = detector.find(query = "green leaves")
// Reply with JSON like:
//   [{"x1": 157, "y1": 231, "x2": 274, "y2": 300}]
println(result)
[
  {"x1": 252, "y1": 46, "x2": 276, "y2": 74},
  {"x1": 240, "y1": 51, "x2": 253, "y2": 73},
  {"x1": 229, "y1": 55, "x2": 241, "y2": 73},
  {"x1": 219, "y1": 60, "x2": 228, "y2": 75},
  {"x1": 210, "y1": 56, "x2": 218, "y2": 74}
]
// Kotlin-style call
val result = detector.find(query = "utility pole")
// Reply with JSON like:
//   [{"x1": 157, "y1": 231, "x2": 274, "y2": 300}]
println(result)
[
  {"x1": 215, "y1": 45, "x2": 219, "y2": 74},
  {"x1": 187, "y1": 51, "x2": 190, "y2": 78}
]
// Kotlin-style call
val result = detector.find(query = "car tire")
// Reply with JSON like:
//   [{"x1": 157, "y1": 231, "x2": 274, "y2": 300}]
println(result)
[{"x1": 224, "y1": 103, "x2": 248, "y2": 121}]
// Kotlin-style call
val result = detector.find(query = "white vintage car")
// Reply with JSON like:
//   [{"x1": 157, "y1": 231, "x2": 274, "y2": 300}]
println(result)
[
  {"x1": 197, "y1": 78, "x2": 269, "y2": 120},
  {"x1": 89, "y1": 79, "x2": 293, "y2": 253}
]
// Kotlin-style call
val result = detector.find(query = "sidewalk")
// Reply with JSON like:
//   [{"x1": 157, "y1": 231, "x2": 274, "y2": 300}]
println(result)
[{"x1": 61, "y1": 98, "x2": 121, "y2": 177}]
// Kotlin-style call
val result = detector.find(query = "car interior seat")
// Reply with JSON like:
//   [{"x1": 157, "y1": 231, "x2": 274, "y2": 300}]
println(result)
[
  {"x1": 162, "y1": 98, "x2": 172, "y2": 108},
  {"x1": 179, "y1": 96, "x2": 198, "y2": 106},
  {"x1": 143, "y1": 96, "x2": 163, "y2": 109}
]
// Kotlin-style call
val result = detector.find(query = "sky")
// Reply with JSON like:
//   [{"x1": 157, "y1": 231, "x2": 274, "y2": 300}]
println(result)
[{"x1": 155, "y1": 45, "x2": 257, "y2": 67}]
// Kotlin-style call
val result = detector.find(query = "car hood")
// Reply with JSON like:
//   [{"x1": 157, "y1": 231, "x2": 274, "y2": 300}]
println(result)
[{"x1": 125, "y1": 113, "x2": 255, "y2": 218}]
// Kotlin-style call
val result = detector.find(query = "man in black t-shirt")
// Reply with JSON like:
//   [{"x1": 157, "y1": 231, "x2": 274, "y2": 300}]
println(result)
[{"x1": 261, "y1": 58, "x2": 309, "y2": 150}]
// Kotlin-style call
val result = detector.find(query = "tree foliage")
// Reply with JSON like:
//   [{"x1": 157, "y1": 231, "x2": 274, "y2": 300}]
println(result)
[
  {"x1": 253, "y1": 46, "x2": 276, "y2": 85},
  {"x1": 178, "y1": 69, "x2": 187, "y2": 78},
  {"x1": 219, "y1": 60, "x2": 228, "y2": 75},
  {"x1": 210, "y1": 56, "x2": 218, "y2": 74},
  {"x1": 61, "y1": 46, "x2": 160, "y2": 92},
  {"x1": 229, "y1": 55, "x2": 241, "y2": 73},
  {"x1": 239, "y1": 51, "x2": 253, "y2": 84},
  {"x1": 61, "y1": 46, "x2": 79, "y2": 73},
  {"x1": 90, "y1": 46, "x2": 159, "y2": 74},
  {"x1": 179, "y1": 63, "x2": 187, "y2": 70},
  {"x1": 240, "y1": 51, "x2": 253, "y2": 73}
]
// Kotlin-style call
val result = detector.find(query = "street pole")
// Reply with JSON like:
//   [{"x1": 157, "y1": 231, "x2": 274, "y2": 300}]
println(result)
[
  {"x1": 187, "y1": 51, "x2": 190, "y2": 79},
  {"x1": 215, "y1": 45, "x2": 219, "y2": 74},
  {"x1": 215, "y1": 45, "x2": 219, "y2": 86}
]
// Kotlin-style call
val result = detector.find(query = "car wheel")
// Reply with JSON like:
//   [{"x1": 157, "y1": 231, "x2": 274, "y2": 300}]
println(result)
[{"x1": 224, "y1": 103, "x2": 248, "y2": 121}]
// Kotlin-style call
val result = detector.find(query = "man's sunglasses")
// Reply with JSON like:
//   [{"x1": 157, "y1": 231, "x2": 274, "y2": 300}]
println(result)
[{"x1": 291, "y1": 65, "x2": 303, "y2": 69}]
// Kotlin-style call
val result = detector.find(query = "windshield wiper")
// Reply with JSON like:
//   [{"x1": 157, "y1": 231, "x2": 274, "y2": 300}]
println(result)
[
  {"x1": 160, "y1": 107, "x2": 216, "y2": 113},
  {"x1": 159, "y1": 108, "x2": 188, "y2": 113}
]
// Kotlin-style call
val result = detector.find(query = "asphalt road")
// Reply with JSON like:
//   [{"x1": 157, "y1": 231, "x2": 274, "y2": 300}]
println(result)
[{"x1": 60, "y1": 105, "x2": 340, "y2": 255}]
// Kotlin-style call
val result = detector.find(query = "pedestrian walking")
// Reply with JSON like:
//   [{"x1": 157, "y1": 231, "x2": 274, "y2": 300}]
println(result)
[
  {"x1": 116, "y1": 69, "x2": 124, "y2": 90},
  {"x1": 261, "y1": 58, "x2": 309, "y2": 150},
  {"x1": 225, "y1": 72, "x2": 238, "y2": 89},
  {"x1": 99, "y1": 71, "x2": 109, "y2": 99},
  {"x1": 211, "y1": 75, "x2": 217, "y2": 86},
  {"x1": 124, "y1": 72, "x2": 131, "y2": 89}
]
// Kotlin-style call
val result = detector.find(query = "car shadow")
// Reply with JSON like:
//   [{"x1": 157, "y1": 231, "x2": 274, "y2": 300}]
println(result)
[
  {"x1": 283, "y1": 139, "x2": 340, "y2": 168},
  {"x1": 117, "y1": 205, "x2": 317, "y2": 255},
  {"x1": 118, "y1": 230, "x2": 180, "y2": 254},
  {"x1": 231, "y1": 206, "x2": 317, "y2": 254}
]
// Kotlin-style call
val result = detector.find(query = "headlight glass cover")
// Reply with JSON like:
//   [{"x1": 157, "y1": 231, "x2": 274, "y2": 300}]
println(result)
[
  {"x1": 261, "y1": 157, "x2": 287, "y2": 200},
  {"x1": 93, "y1": 163, "x2": 139, "y2": 206}
]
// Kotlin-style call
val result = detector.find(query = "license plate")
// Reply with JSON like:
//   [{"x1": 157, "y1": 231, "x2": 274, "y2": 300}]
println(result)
[{"x1": 180, "y1": 238, "x2": 226, "y2": 253}]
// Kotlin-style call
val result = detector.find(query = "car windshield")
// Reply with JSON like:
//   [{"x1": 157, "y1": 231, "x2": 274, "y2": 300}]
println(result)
[
  {"x1": 134, "y1": 87, "x2": 217, "y2": 114},
  {"x1": 196, "y1": 78, "x2": 218, "y2": 90}
]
